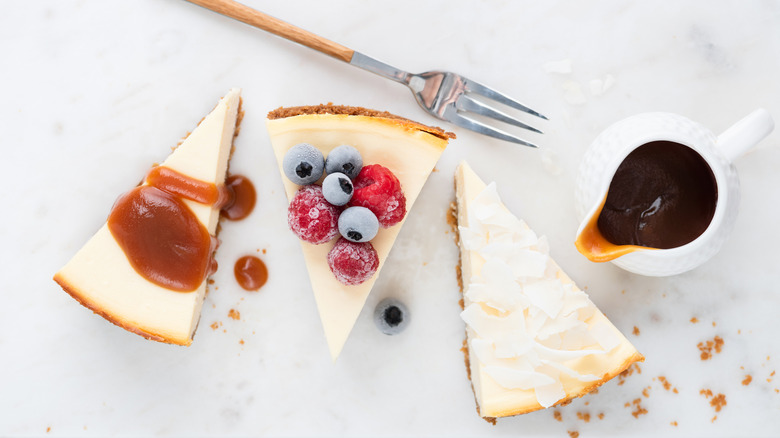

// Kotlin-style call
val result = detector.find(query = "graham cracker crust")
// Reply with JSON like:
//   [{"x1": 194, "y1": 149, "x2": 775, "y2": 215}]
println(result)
[{"x1": 267, "y1": 104, "x2": 456, "y2": 141}]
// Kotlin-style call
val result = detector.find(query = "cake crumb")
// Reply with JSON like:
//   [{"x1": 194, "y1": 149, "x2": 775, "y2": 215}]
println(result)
[
  {"x1": 700, "y1": 389, "x2": 713, "y2": 398},
  {"x1": 670, "y1": 421, "x2": 678, "y2": 427},
  {"x1": 711, "y1": 394, "x2": 726, "y2": 411},
  {"x1": 576, "y1": 412, "x2": 590, "y2": 422},
  {"x1": 742, "y1": 375, "x2": 752, "y2": 386},
  {"x1": 210, "y1": 321, "x2": 222, "y2": 330},
  {"x1": 618, "y1": 363, "x2": 642, "y2": 385},
  {"x1": 584, "y1": 401, "x2": 589, "y2": 406},
  {"x1": 632, "y1": 326, "x2": 640, "y2": 336},
  {"x1": 228, "y1": 309, "x2": 241, "y2": 320},
  {"x1": 553, "y1": 411, "x2": 562, "y2": 422},
  {"x1": 568, "y1": 431, "x2": 579, "y2": 438},
  {"x1": 263, "y1": 249, "x2": 267, "y2": 254},
  {"x1": 690, "y1": 317, "x2": 699, "y2": 324},
  {"x1": 642, "y1": 386, "x2": 651, "y2": 398},
  {"x1": 698, "y1": 336, "x2": 724, "y2": 360},
  {"x1": 598, "y1": 413, "x2": 604, "y2": 420},
  {"x1": 658, "y1": 376, "x2": 678, "y2": 393},
  {"x1": 239, "y1": 339, "x2": 244, "y2": 345},
  {"x1": 712, "y1": 415, "x2": 718, "y2": 422},
  {"x1": 208, "y1": 279, "x2": 215, "y2": 285},
  {"x1": 46, "y1": 427, "x2": 51, "y2": 433},
  {"x1": 631, "y1": 398, "x2": 648, "y2": 418}
]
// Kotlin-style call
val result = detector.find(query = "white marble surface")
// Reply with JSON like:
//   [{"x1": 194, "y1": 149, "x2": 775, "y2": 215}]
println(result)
[{"x1": 2, "y1": 1, "x2": 779, "y2": 436}]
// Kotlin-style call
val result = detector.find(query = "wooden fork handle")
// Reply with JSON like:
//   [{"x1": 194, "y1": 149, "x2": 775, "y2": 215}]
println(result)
[{"x1": 185, "y1": 0, "x2": 355, "y2": 62}]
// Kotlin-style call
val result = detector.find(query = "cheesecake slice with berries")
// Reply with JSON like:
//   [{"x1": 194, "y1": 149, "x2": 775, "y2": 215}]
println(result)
[
  {"x1": 267, "y1": 105, "x2": 454, "y2": 360},
  {"x1": 454, "y1": 161, "x2": 643, "y2": 419}
]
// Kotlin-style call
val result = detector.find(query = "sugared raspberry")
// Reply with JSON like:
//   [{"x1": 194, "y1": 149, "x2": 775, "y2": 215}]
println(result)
[
  {"x1": 327, "y1": 238, "x2": 379, "y2": 285},
  {"x1": 348, "y1": 164, "x2": 406, "y2": 228},
  {"x1": 288, "y1": 186, "x2": 340, "y2": 244}
]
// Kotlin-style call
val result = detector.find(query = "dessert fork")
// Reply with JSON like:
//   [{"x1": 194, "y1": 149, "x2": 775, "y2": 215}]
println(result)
[{"x1": 185, "y1": 0, "x2": 547, "y2": 147}]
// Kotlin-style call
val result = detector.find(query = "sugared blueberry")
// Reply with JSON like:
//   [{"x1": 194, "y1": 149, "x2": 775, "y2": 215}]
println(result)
[
  {"x1": 322, "y1": 172, "x2": 354, "y2": 206},
  {"x1": 283, "y1": 143, "x2": 324, "y2": 185},
  {"x1": 325, "y1": 145, "x2": 363, "y2": 180},
  {"x1": 374, "y1": 298, "x2": 409, "y2": 335},
  {"x1": 338, "y1": 206, "x2": 379, "y2": 243}
]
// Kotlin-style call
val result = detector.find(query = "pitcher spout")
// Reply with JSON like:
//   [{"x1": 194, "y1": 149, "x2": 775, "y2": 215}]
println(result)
[{"x1": 574, "y1": 197, "x2": 648, "y2": 262}]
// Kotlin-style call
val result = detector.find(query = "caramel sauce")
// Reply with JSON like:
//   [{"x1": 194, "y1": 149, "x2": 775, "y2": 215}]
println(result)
[
  {"x1": 108, "y1": 165, "x2": 258, "y2": 292},
  {"x1": 108, "y1": 185, "x2": 217, "y2": 291},
  {"x1": 145, "y1": 166, "x2": 225, "y2": 205},
  {"x1": 234, "y1": 255, "x2": 268, "y2": 291},
  {"x1": 576, "y1": 141, "x2": 718, "y2": 262},
  {"x1": 221, "y1": 175, "x2": 256, "y2": 221}
]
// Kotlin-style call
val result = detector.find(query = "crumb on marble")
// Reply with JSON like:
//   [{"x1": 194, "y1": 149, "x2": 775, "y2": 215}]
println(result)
[
  {"x1": 712, "y1": 415, "x2": 718, "y2": 422},
  {"x1": 632, "y1": 326, "x2": 640, "y2": 336},
  {"x1": 698, "y1": 336, "x2": 724, "y2": 360},
  {"x1": 239, "y1": 339, "x2": 244, "y2": 345},
  {"x1": 568, "y1": 431, "x2": 579, "y2": 438},
  {"x1": 554, "y1": 411, "x2": 562, "y2": 422},
  {"x1": 228, "y1": 309, "x2": 240, "y2": 320},
  {"x1": 670, "y1": 421, "x2": 678, "y2": 427},
  {"x1": 630, "y1": 398, "x2": 648, "y2": 418},
  {"x1": 598, "y1": 413, "x2": 605, "y2": 420},
  {"x1": 576, "y1": 412, "x2": 590, "y2": 423},
  {"x1": 658, "y1": 376, "x2": 678, "y2": 393},
  {"x1": 642, "y1": 386, "x2": 651, "y2": 398},
  {"x1": 210, "y1": 321, "x2": 222, "y2": 330},
  {"x1": 742, "y1": 375, "x2": 752, "y2": 385},
  {"x1": 690, "y1": 317, "x2": 699, "y2": 324}
]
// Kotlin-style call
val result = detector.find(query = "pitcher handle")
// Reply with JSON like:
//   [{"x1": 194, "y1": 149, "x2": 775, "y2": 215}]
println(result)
[{"x1": 716, "y1": 108, "x2": 774, "y2": 162}]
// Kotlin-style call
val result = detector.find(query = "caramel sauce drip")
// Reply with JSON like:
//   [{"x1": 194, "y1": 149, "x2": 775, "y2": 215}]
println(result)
[
  {"x1": 576, "y1": 141, "x2": 717, "y2": 262},
  {"x1": 234, "y1": 255, "x2": 268, "y2": 291},
  {"x1": 108, "y1": 185, "x2": 217, "y2": 291},
  {"x1": 221, "y1": 175, "x2": 257, "y2": 221},
  {"x1": 145, "y1": 166, "x2": 225, "y2": 205}
]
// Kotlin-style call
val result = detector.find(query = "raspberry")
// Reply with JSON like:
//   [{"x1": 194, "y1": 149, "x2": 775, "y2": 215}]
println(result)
[
  {"x1": 288, "y1": 185, "x2": 340, "y2": 244},
  {"x1": 349, "y1": 164, "x2": 406, "y2": 228},
  {"x1": 327, "y1": 238, "x2": 379, "y2": 285}
]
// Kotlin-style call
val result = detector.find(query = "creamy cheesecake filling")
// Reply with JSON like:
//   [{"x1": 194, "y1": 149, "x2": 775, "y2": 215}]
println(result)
[{"x1": 460, "y1": 183, "x2": 619, "y2": 407}]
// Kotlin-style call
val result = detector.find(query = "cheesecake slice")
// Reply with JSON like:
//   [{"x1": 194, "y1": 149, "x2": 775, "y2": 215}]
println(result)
[
  {"x1": 267, "y1": 105, "x2": 454, "y2": 360},
  {"x1": 454, "y1": 161, "x2": 643, "y2": 419},
  {"x1": 54, "y1": 89, "x2": 242, "y2": 346}
]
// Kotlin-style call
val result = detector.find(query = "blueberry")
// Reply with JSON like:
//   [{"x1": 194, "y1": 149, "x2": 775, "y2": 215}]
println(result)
[
  {"x1": 322, "y1": 172, "x2": 353, "y2": 206},
  {"x1": 374, "y1": 298, "x2": 409, "y2": 335},
  {"x1": 325, "y1": 145, "x2": 363, "y2": 180},
  {"x1": 283, "y1": 143, "x2": 324, "y2": 185},
  {"x1": 338, "y1": 206, "x2": 378, "y2": 243}
]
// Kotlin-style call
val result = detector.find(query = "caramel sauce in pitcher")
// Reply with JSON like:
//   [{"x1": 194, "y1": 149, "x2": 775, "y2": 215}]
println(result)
[{"x1": 576, "y1": 141, "x2": 718, "y2": 262}]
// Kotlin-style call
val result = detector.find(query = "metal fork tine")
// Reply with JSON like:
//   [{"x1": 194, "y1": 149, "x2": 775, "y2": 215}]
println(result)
[
  {"x1": 445, "y1": 109, "x2": 540, "y2": 148},
  {"x1": 464, "y1": 79, "x2": 549, "y2": 120},
  {"x1": 456, "y1": 95, "x2": 543, "y2": 134}
]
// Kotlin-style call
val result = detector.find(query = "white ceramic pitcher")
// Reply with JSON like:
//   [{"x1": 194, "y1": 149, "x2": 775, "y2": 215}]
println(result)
[{"x1": 574, "y1": 109, "x2": 774, "y2": 276}]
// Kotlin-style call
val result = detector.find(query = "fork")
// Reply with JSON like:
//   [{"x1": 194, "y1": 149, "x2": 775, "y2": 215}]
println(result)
[{"x1": 184, "y1": 0, "x2": 548, "y2": 147}]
